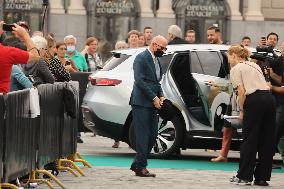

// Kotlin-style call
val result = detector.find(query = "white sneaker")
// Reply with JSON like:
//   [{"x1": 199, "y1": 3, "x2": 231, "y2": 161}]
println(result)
[{"x1": 230, "y1": 176, "x2": 251, "y2": 186}]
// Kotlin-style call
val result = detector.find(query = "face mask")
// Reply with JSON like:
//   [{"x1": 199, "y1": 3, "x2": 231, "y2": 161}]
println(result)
[
  {"x1": 66, "y1": 45, "x2": 76, "y2": 53},
  {"x1": 154, "y1": 48, "x2": 164, "y2": 57}
]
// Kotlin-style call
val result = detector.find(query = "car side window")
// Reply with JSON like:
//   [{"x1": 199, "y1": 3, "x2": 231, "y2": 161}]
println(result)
[
  {"x1": 190, "y1": 51, "x2": 203, "y2": 74},
  {"x1": 159, "y1": 54, "x2": 174, "y2": 74},
  {"x1": 195, "y1": 51, "x2": 226, "y2": 78}
]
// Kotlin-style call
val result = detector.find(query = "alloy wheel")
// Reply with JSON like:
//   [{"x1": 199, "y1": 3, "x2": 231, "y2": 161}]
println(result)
[{"x1": 152, "y1": 119, "x2": 176, "y2": 154}]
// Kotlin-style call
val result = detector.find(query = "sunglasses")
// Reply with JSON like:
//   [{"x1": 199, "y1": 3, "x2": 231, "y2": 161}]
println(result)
[
  {"x1": 155, "y1": 43, "x2": 167, "y2": 51},
  {"x1": 58, "y1": 47, "x2": 67, "y2": 50}
]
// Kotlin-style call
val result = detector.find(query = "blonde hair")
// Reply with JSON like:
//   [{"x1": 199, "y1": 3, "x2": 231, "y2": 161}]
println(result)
[{"x1": 228, "y1": 44, "x2": 250, "y2": 60}]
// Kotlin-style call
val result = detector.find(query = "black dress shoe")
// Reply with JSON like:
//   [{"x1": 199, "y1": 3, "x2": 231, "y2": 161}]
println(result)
[
  {"x1": 135, "y1": 168, "x2": 156, "y2": 177},
  {"x1": 254, "y1": 180, "x2": 269, "y2": 186},
  {"x1": 130, "y1": 165, "x2": 139, "y2": 172},
  {"x1": 77, "y1": 138, "x2": 83, "y2": 143}
]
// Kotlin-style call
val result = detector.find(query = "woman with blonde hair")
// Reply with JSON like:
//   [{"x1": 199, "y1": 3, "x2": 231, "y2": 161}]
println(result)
[{"x1": 228, "y1": 45, "x2": 276, "y2": 186}]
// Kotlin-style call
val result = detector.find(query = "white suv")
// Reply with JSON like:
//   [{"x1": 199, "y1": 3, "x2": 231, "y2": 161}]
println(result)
[{"x1": 82, "y1": 44, "x2": 248, "y2": 157}]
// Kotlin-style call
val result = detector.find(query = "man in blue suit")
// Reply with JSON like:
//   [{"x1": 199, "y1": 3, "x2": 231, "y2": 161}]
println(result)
[{"x1": 129, "y1": 35, "x2": 168, "y2": 177}]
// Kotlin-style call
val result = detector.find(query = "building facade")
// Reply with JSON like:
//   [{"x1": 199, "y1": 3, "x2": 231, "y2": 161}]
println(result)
[{"x1": 1, "y1": 0, "x2": 284, "y2": 49}]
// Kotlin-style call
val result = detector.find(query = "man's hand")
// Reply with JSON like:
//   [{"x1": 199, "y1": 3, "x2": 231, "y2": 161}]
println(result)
[
  {"x1": 0, "y1": 21, "x2": 4, "y2": 35},
  {"x1": 258, "y1": 37, "x2": 266, "y2": 47},
  {"x1": 12, "y1": 24, "x2": 30, "y2": 41},
  {"x1": 160, "y1": 96, "x2": 165, "y2": 106},
  {"x1": 153, "y1": 97, "x2": 161, "y2": 109}
]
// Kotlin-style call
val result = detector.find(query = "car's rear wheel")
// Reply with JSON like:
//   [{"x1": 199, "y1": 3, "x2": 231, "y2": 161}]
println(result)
[{"x1": 128, "y1": 115, "x2": 184, "y2": 157}]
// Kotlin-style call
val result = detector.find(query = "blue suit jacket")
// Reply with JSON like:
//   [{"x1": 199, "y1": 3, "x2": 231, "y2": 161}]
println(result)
[{"x1": 129, "y1": 49, "x2": 164, "y2": 108}]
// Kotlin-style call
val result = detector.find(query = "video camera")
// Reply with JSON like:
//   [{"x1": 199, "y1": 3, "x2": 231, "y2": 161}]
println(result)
[
  {"x1": 250, "y1": 45, "x2": 278, "y2": 62},
  {"x1": 250, "y1": 45, "x2": 279, "y2": 81}
]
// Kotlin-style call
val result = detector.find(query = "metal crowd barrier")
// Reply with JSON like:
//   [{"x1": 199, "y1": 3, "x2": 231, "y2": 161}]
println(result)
[
  {"x1": 37, "y1": 83, "x2": 64, "y2": 168},
  {"x1": 70, "y1": 72, "x2": 92, "y2": 132},
  {"x1": 60, "y1": 81, "x2": 79, "y2": 158},
  {"x1": 0, "y1": 81, "x2": 86, "y2": 187},
  {"x1": 3, "y1": 89, "x2": 37, "y2": 182}
]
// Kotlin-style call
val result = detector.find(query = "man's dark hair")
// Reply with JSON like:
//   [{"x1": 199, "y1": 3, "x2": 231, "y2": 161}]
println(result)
[
  {"x1": 242, "y1": 36, "x2": 251, "y2": 41},
  {"x1": 215, "y1": 28, "x2": 221, "y2": 33},
  {"x1": 2, "y1": 36, "x2": 27, "y2": 50},
  {"x1": 207, "y1": 26, "x2": 219, "y2": 32},
  {"x1": 144, "y1": 26, "x2": 152, "y2": 32},
  {"x1": 267, "y1": 32, "x2": 279, "y2": 41}
]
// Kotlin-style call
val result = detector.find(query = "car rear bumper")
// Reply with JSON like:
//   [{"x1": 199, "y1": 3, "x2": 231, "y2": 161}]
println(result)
[{"x1": 81, "y1": 104, "x2": 124, "y2": 141}]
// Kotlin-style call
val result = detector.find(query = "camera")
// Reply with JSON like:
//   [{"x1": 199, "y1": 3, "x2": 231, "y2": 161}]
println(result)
[
  {"x1": 256, "y1": 45, "x2": 274, "y2": 53},
  {"x1": 250, "y1": 45, "x2": 279, "y2": 82},
  {"x1": 65, "y1": 60, "x2": 71, "y2": 66},
  {"x1": 2, "y1": 23, "x2": 14, "y2": 31}
]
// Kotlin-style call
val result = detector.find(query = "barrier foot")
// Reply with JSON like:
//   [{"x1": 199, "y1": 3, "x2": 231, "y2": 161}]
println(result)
[
  {"x1": 57, "y1": 159, "x2": 84, "y2": 176},
  {"x1": 26, "y1": 170, "x2": 65, "y2": 189},
  {"x1": 1, "y1": 183, "x2": 19, "y2": 189},
  {"x1": 70, "y1": 152, "x2": 92, "y2": 168}
]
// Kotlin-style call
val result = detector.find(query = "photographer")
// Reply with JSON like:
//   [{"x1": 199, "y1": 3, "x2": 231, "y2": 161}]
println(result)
[
  {"x1": 257, "y1": 33, "x2": 284, "y2": 168},
  {"x1": 0, "y1": 21, "x2": 39, "y2": 93},
  {"x1": 255, "y1": 32, "x2": 281, "y2": 83},
  {"x1": 269, "y1": 42, "x2": 284, "y2": 165}
]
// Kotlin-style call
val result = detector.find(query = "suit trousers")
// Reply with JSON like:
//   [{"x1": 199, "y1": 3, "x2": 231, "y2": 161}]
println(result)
[
  {"x1": 237, "y1": 90, "x2": 276, "y2": 182},
  {"x1": 131, "y1": 105, "x2": 158, "y2": 169}
]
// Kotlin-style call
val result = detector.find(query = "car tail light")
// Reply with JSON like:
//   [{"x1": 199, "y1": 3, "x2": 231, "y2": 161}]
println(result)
[{"x1": 88, "y1": 77, "x2": 122, "y2": 86}]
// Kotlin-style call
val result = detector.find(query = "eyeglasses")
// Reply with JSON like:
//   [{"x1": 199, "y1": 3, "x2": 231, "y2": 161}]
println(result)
[{"x1": 155, "y1": 43, "x2": 167, "y2": 51}]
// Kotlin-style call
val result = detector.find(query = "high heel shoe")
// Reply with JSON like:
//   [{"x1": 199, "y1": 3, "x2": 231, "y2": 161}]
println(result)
[{"x1": 211, "y1": 156, "x2": 228, "y2": 162}]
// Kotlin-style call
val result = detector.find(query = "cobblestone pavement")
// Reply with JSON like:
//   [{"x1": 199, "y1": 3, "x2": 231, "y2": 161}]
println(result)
[{"x1": 38, "y1": 133, "x2": 284, "y2": 189}]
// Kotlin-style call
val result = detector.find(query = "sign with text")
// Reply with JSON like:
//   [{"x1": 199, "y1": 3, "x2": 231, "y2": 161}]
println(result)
[
  {"x1": 95, "y1": 0, "x2": 137, "y2": 16},
  {"x1": 186, "y1": 0, "x2": 226, "y2": 18},
  {"x1": 4, "y1": 0, "x2": 43, "y2": 11},
  {"x1": 0, "y1": 0, "x2": 3, "y2": 20}
]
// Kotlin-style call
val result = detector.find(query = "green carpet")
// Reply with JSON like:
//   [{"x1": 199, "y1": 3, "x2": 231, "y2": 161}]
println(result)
[{"x1": 83, "y1": 155, "x2": 284, "y2": 173}]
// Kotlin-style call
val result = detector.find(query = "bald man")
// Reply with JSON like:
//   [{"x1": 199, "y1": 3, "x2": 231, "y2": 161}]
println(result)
[{"x1": 129, "y1": 35, "x2": 168, "y2": 177}]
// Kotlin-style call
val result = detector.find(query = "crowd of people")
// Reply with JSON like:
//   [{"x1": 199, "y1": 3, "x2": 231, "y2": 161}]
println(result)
[{"x1": 0, "y1": 20, "x2": 284, "y2": 186}]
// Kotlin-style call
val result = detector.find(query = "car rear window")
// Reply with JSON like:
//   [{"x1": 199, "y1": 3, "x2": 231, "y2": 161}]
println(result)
[{"x1": 102, "y1": 53, "x2": 131, "y2": 71}]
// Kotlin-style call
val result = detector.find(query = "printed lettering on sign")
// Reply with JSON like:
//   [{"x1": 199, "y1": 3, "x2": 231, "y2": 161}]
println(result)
[
  {"x1": 95, "y1": 0, "x2": 136, "y2": 16},
  {"x1": 4, "y1": 0, "x2": 42, "y2": 11}
]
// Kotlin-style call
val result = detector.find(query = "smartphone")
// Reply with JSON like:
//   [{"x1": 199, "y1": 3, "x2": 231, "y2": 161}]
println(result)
[
  {"x1": 2, "y1": 23, "x2": 14, "y2": 31},
  {"x1": 261, "y1": 36, "x2": 266, "y2": 45},
  {"x1": 65, "y1": 60, "x2": 71, "y2": 66}
]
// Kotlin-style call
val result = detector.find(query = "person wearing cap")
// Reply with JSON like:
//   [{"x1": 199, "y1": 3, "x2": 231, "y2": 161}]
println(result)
[{"x1": 0, "y1": 21, "x2": 39, "y2": 93}]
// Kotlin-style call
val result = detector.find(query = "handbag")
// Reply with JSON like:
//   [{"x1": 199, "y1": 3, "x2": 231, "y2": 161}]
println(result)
[{"x1": 223, "y1": 89, "x2": 242, "y2": 129}]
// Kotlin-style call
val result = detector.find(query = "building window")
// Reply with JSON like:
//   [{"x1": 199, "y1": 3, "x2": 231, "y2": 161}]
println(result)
[
  {"x1": 87, "y1": 0, "x2": 140, "y2": 44},
  {"x1": 3, "y1": 0, "x2": 44, "y2": 32},
  {"x1": 173, "y1": 0, "x2": 228, "y2": 43}
]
